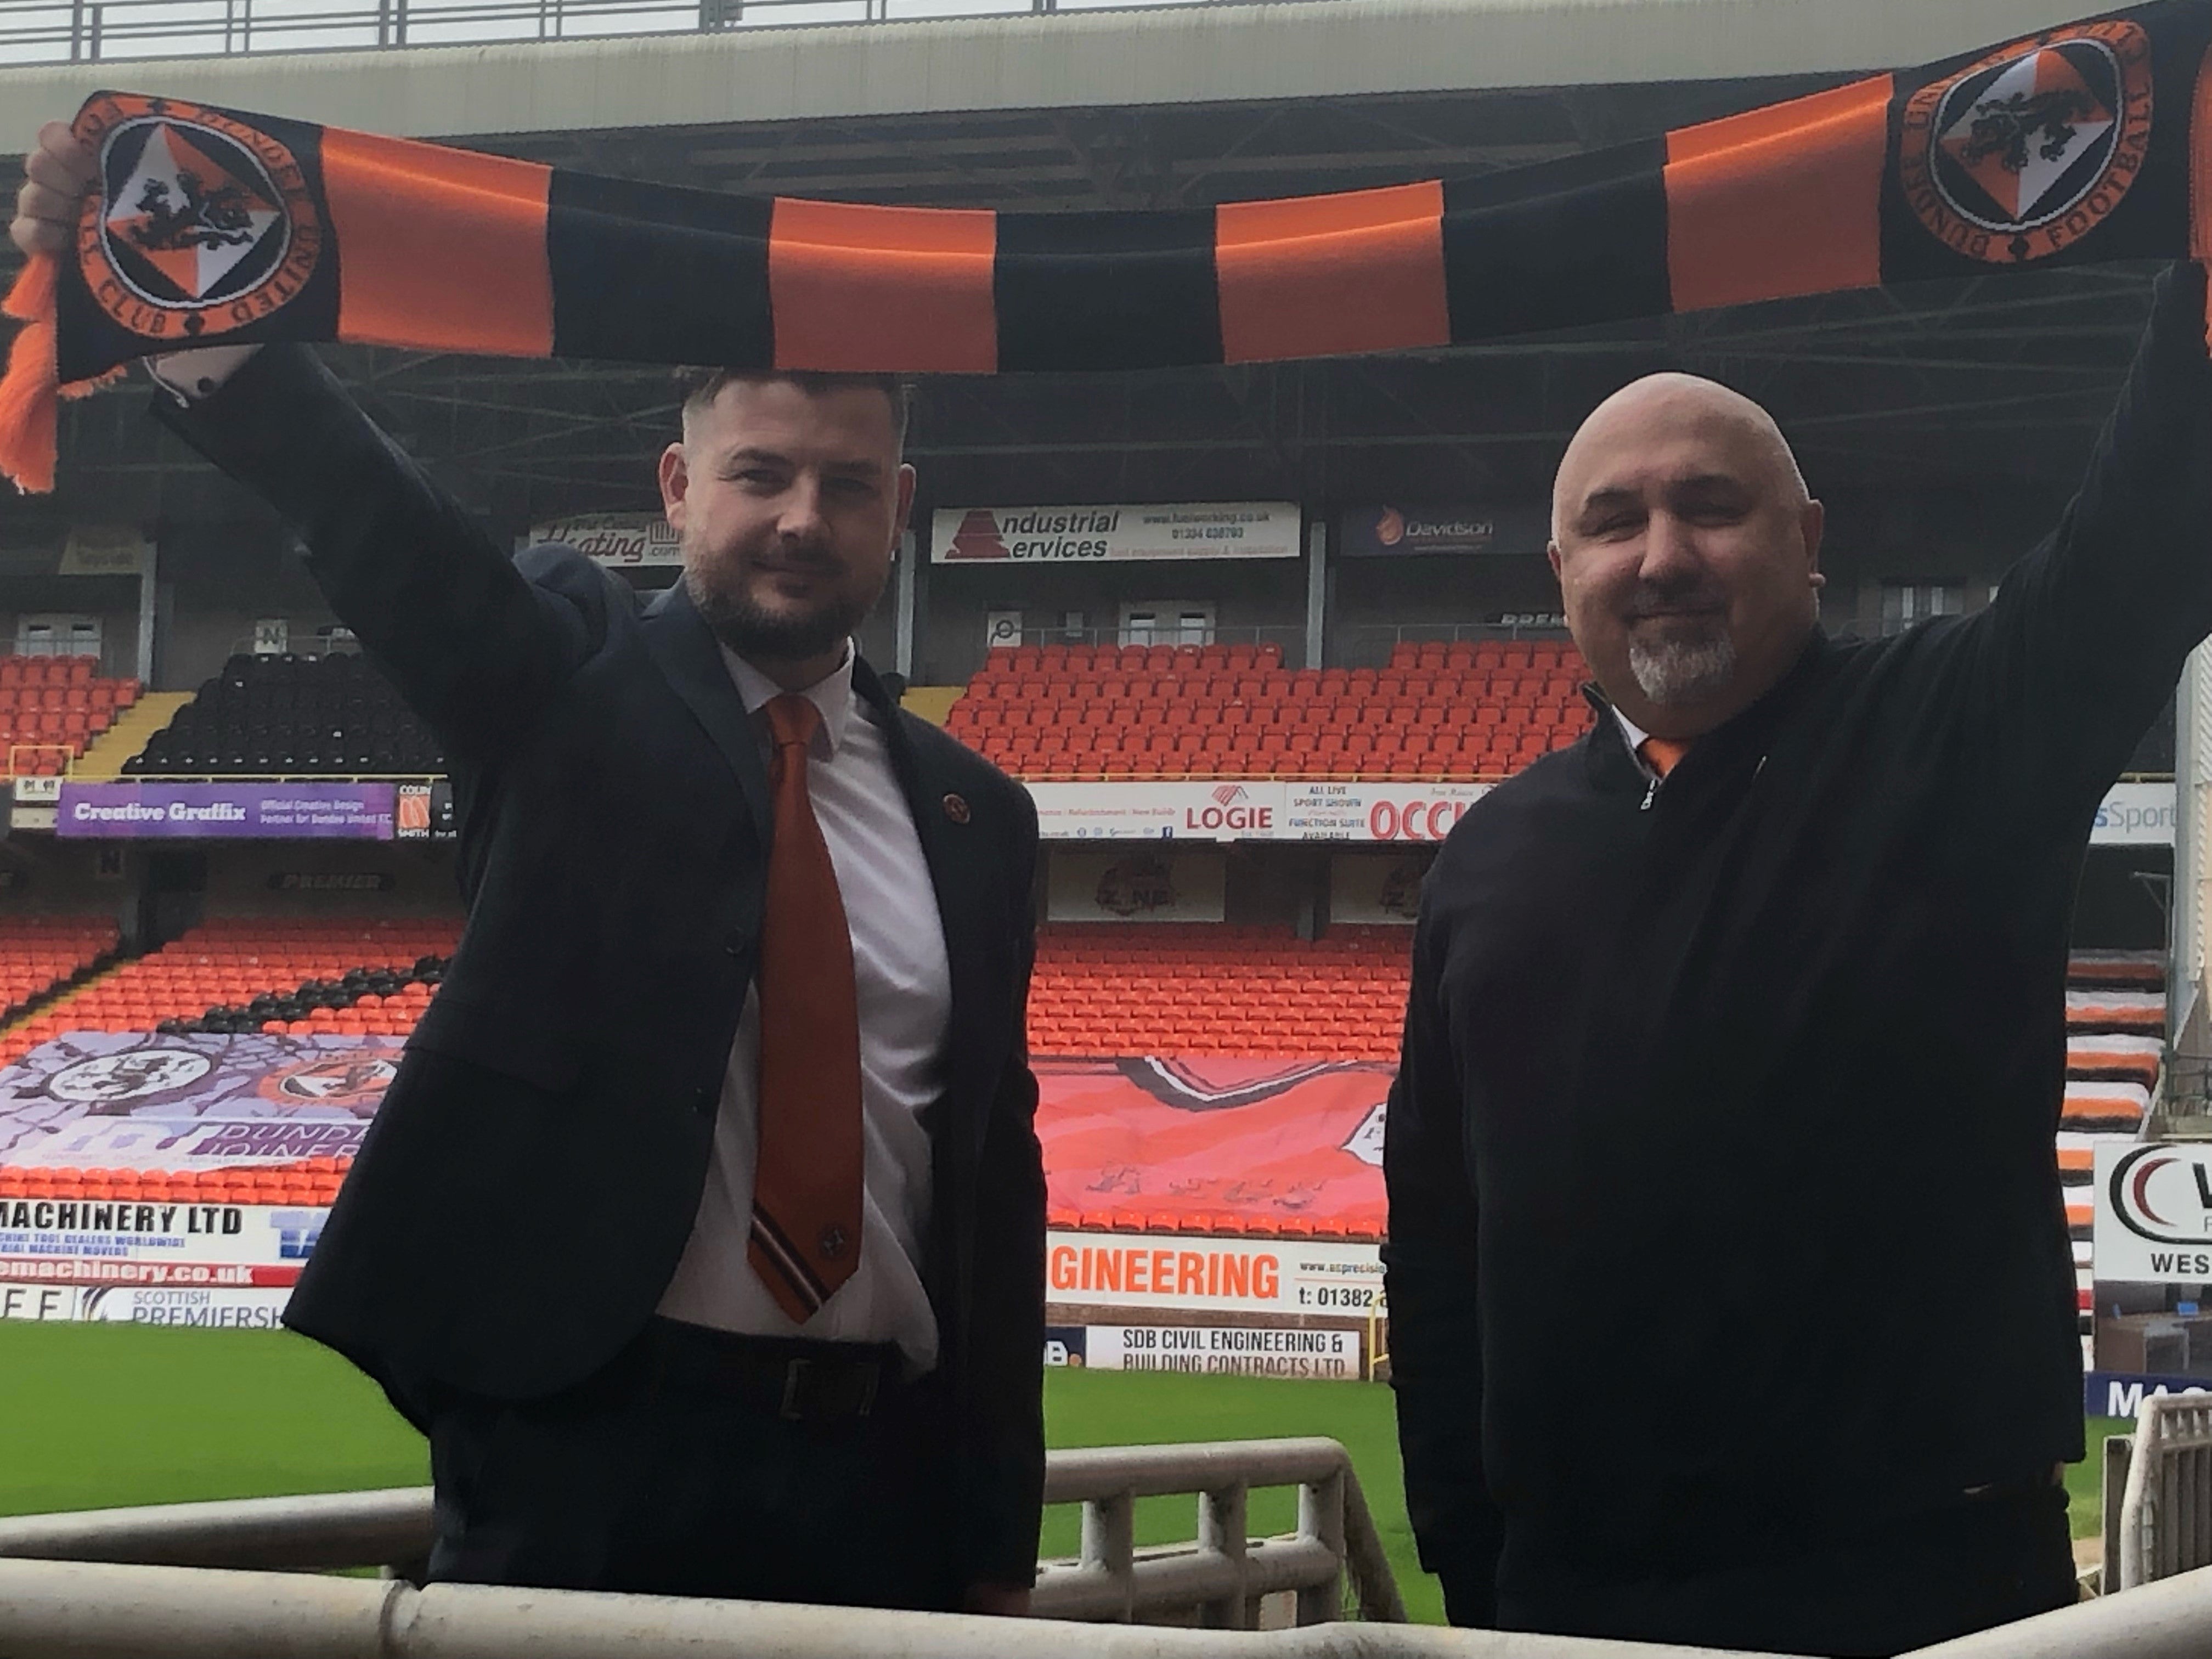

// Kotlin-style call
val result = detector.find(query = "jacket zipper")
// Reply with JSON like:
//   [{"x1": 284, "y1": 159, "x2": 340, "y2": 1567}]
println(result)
[{"x1": 1641, "y1": 775, "x2": 1659, "y2": 811}]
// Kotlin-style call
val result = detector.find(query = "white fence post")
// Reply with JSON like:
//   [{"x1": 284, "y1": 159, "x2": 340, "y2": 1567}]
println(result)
[
  {"x1": 1197, "y1": 1481, "x2": 1251, "y2": 1629},
  {"x1": 1294, "y1": 1467, "x2": 1345, "y2": 1627},
  {"x1": 1081, "y1": 1486, "x2": 1138, "y2": 1622},
  {"x1": 2117, "y1": 1392, "x2": 2212, "y2": 1590}
]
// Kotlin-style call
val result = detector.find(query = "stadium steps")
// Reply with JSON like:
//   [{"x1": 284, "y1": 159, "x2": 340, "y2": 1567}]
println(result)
[
  {"x1": 71, "y1": 692, "x2": 194, "y2": 780},
  {"x1": 0, "y1": 926, "x2": 127, "y2": 1039},
  {"x1": 900, "y1": 685, "x2": 964, "y2": 726},
  {"x1": 0, "y1": 962, "x2": 127, "y2": 1058},
  {"x1": 0, "y1": 916, "x2": 461, "y2": 1069}
]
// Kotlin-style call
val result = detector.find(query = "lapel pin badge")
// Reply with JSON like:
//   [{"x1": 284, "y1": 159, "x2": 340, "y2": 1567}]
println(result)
[{"x1": 943, "y1": 793, "x2": 970, "y2": 824}]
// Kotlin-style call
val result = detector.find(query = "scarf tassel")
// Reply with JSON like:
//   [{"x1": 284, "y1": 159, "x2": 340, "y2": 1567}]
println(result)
[{"x1": 0, "y1": 253, "x2": 123, "y2": 495}]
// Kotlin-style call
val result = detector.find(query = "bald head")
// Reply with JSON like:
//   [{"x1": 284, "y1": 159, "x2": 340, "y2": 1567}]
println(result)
[
  {"x1": 1547, "y1": 373, "x2": 1824, "y2": 740},
  {"x1": 1552, "y1": 374, "x2": 1808, "y2": 541}
]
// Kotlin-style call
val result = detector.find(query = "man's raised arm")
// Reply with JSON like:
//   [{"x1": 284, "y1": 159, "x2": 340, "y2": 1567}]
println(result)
[
  {"x1": 1962, "y1": 262, "x2": 2212, "y2": 812},
  {"x1": 14, "y1": 123, "x2": 591, "y2": 763}
]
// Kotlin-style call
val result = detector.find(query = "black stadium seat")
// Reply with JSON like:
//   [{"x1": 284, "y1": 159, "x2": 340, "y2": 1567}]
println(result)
[{"x1": 126, "y1": 652, "x2": 445, "y2": 777}]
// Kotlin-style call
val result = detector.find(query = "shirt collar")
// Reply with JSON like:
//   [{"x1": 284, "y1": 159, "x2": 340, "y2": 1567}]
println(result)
[
  {"x1": 718, "y1": 639, "x2": 856, "y2": 758},
  {"x1": 1611, "y1": 705, "x2": 1651, "y2": 754}
]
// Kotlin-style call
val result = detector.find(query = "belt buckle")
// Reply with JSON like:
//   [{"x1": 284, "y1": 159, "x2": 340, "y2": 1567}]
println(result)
[{"x1": 779, "y1": 1356, "x2": 879, "y2": 1421}]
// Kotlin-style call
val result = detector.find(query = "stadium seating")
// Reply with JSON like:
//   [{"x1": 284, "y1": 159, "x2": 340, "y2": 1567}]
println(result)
[
  {"x1": 125, "y1": 653, "x2": 444, "y2": 777},
  {"x1": 943, "y1": 639, "x2": 1593, "y2": 780},
  {"x1": 2058, "y1": 951, "x2": 2166, "y2": 1285},
  {"x1": 1028, "y1": 923, "x2": 1407, "y2": 1059},
  {"x1": 0, "y1": 1160, "x2": 350, "y2": 1208},
  {"x1": 2063, "y1": 951, "x2": 2165, "y2": 1133},
  {"x1": 0, "y1": 913, "x2": 460, "y2": 1069},
  {"x1": 0, "y1": 656, "x2": 142, "y2": 778},
  {"x1": 0, "y1": 915, "x2": 120, "y2": 1023}
]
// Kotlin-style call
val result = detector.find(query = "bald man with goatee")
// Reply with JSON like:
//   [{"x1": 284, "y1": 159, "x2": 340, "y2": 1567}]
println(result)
[{"x1": 1384, "y1": 262, "x2": 2212, "y2": 1657}]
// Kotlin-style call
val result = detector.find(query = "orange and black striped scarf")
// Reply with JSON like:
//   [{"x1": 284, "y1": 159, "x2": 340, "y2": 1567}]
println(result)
[{"x1": 5, "y1": 0, "x2": 2212, "y2": 493}]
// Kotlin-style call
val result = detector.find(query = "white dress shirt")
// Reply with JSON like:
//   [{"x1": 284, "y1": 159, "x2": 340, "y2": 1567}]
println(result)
[
  {"x1": 656, "y1": 642, "x2": 951, "y2": 1373},
  {"x1": 1612, "y1": 706, "x2": 1661, "y2": 778}
]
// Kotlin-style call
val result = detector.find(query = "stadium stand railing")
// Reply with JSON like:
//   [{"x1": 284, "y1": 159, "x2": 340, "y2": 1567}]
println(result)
[
  {"x1": 0, "y1": 1436, "x2": 1404, "y2": 1630},
  {"x1": 123, "y1": 653, "x2": 447, "y2": 779},
  {"x1": 944, "y1": 640, "x2": 1593, "y2": 781},
  {"x1": 2108, "y1": 1391, "x2": 2212, "y2": 1594},
  {"x1": 0, "y1": 0, "x2": 1279, "y2": 64},
  {"x1": 0, "y1": 657, "x2": 143, "y2": 780},
  {"x1": 0, "y1": 1547, "x2": 2205, "y2": 1657}
]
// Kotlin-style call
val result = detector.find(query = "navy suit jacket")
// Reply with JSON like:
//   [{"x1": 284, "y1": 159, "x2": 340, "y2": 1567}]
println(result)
[{"x1": 155, "y1": 345, "x2": 1046, "y2": 1585}]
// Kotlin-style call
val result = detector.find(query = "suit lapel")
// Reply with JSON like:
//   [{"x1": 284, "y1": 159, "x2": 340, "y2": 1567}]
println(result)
[
  {"x1": 855, "y1": 658, "x2": 998, "y2": 1170},
  {"x1": 640, "y1": 584, "x2": 773, "y2": 841}
]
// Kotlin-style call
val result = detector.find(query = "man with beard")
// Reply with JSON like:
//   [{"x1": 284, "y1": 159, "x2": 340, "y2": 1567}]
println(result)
[
  {"x1": 14, "y1": 125, "x2": 1045, "y2": 1616},
  {"x1": 1385, "y1": 263, "x2": 2212, "y2": 1656}
]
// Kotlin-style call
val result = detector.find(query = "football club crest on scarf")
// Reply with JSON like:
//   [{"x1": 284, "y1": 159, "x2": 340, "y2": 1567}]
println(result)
[
  {"x1": 1900, "y1": 19, "x2": 2156, "y2": 263},
  {"x1": 82, "y1": 94, "x2": 323, "y2": 343}
]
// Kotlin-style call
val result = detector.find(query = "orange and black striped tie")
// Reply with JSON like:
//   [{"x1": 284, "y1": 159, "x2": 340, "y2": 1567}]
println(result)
[
  {"x1": 1637, "y1": 736, "x2": 1690, "y2": 777},
  {"x1": 748, "y1": 693, "x2": 864, "y2": 1323}
]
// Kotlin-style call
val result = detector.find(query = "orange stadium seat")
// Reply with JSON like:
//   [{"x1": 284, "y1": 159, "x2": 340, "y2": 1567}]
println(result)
[
  {"x1": 940, "y1": 639, "x2": 1592, "y2": 783},
  {"x1": 0, "y1": 913, "x2": 460, "y2": 1070},
  {"x1": 0, "y1": 656, "x2": 138, "y2": 778},
  {"x1": 0, "y1": 915, "x2": 121, "y2": 1022},
  {"x1": 1026, "y1": 922, "x2": 1409, "y2": 1060}
]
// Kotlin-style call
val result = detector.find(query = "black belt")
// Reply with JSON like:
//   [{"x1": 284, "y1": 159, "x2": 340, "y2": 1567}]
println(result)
[
  {"x1": 640, "y1": 1318, "x2": 900, "y2": 1424},
  {"x1": 1961, "y1": 1464, "x2": 2067, "y2": 1502}
]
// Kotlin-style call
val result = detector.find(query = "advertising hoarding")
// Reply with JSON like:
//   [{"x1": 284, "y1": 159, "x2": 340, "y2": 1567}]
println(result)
[
  {"x1": 1336, "y1": 504, "x2": 1548, "y2": 560},
  {"x1": 57, "y1": 783, "x2": 398, "y2": 840},
  {"x1": 2093, "y1": 781, "x2": 2177, "y2": 847},
  {"x1": 1026, "y1": 779, "x2": 1492, "y2": 843},
  {"x1": 1045, "y1": 1231, "x2": 1383, "y2": 1317},
  {"x1": 526, "y1": 513, "x2": 682, "y2": 567},
  {"x1": 2089, "y1": 1139, "x2": 2212, "y2": 1412},
  {"x1": 1024, "y1": 777, "x2": 2162, "y2": 845},
  {"x1": 1081, "y1": 1324, "x2": 1362, "y2": 1379},
  {"x1": 933, "y1": 503, "x2": 1300, "y2": 563}
]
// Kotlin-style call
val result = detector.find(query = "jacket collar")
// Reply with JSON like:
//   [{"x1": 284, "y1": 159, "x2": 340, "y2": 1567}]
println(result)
[
  {"x1": 1581, "y1": 628, "x2": 1833, "y2": 793},
  {"x1": 855, "y1": 654, "x2": 996, "y2": 1141},
  {"x1": 719, "y1": 639, "x2": 859, "y2": 757},
  {"x1": 640, "y1": 582, "x2": 773, "y2": 839}
]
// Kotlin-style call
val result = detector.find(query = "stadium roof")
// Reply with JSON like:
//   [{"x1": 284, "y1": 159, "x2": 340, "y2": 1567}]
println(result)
[
  {"x1": 0, "y1": 0, "x2": 2094, "y2": 147},
  {"x1": 0, "y1": 0, "x2": 2167, "y2": 574}
]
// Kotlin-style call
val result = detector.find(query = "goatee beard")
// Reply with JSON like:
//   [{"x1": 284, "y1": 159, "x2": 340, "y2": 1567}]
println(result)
[
  {"x1": 684, "y1": 563, "x2": 871, "y2": 667},
  {"x1": 1627, "y1": 624, "x2": 1737, "y2": 706}
]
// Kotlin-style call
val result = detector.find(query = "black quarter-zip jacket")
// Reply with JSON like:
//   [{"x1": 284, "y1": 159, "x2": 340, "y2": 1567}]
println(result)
[{"x1": 1384, "y1": 262, "x2": 2212, "y2": 1620}]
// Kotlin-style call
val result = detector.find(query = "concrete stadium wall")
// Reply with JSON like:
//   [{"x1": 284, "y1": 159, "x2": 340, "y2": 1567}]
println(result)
[{"x1": 0, "y1": 0, "x2": 2101, "y2": 153}]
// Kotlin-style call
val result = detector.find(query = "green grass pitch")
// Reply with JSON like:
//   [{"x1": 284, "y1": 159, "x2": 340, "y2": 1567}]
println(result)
[{"x1": 0, "y1": 1321, "x2": 2124, "y2": 1627}]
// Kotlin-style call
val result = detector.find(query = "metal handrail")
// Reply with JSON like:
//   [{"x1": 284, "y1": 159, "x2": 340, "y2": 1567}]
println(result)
[
  {"x1": 0, "y1": 1436, "x2": 1402, "y2": 1630},
  {"x1": 0, "y1": 1557, "x2": 1762, "y2": 1657},
  {"x1": 0, "y1": 0, "x2": 1286, "y2": 67},
  {"x1": 4, "y1": 1555, "x2": 2212, "y2": 1657}
]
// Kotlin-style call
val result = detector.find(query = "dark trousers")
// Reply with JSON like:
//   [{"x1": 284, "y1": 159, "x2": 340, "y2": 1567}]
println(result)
[
  {"x1": 424, "y1": 1317, "x2": 962, "y2": 1611},
  {"x1": 1493, "y1": 1483, "x2": 2078, "y2": 1658}
]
